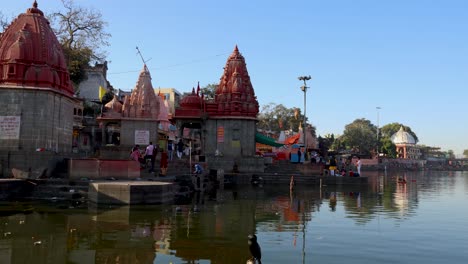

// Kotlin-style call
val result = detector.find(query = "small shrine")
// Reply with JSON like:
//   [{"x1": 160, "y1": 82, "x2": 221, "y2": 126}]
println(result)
[
  {"x1": 97, "y1": 65, "x2": 161, "y2": 159},
  {"x1": 391, "y1": 126, "x2": 421, "y2": 159}
]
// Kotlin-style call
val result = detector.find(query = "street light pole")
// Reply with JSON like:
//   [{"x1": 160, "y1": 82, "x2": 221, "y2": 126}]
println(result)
[
  {"x1": 298, "y1": 75, "x2": 311, "y2": 159},
  {"x1": 376, "y1": 106, "x2": 381, "y2": 155}
]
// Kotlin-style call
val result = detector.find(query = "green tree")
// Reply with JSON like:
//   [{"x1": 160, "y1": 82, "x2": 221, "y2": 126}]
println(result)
[
  {"x1": 341, "y1": 118, "x2": 377, "y2": 156},
  {"x1": 200, "y1": 83, "x2": 218, "y2": 100},
  {"x1": 446, "y1": 150, "x2": 455, "y2": 159},
  {"x1": 380, "y1": 137, "x2": 397, "y2": 158},
  {"x1": 464, "y1": 149, "x2": 468, "y2": 159},
  {"x1": 319, "y1": 134, "x2": 336, "y2": 154},
  {"x1": 50, "y1": 0, "x2": 111, "y2": 85},
  {"x1": 257, "y1": 103, "x2": 316, "y2": 138}
]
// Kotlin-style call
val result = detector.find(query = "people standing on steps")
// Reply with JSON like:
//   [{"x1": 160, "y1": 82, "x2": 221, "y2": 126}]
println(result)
[
  {"x1": 160, "y1": 150, "x2": 168, "y2": 176},
  {"x1": 177, "y1": 139, "x2": 184, "y2": 159},
  {"x1": 167, "y1": 140, "x2": 174, "y2": 161},
  {"x1": 145, "y1": 142, "x2": 156, "y2": 172}
]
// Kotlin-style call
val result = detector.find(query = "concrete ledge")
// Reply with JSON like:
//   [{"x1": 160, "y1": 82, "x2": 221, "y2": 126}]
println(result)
[
  {"x1": 88, "y1": 181, "x2": 174, "y2": 205},
  {"x1": 69, "y1": 159, "x2": 140, "y2": 180},
  {"x1": 319, "y1": 176, "x2": 368, "y2": 185}
]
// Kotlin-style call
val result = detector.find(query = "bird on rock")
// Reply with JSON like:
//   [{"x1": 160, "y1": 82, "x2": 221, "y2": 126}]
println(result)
[{"x1": 248, "y1": 234, "x2": 262, "y2": 264}]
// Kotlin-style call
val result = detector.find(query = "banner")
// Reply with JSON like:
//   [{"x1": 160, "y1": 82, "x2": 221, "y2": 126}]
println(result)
[{"x1": 99, "y1": 86, "x2": 107, "y2": 101}]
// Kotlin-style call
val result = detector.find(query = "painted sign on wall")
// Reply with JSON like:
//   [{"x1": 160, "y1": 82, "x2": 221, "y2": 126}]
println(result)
[
  {"x1": 217, "y1": 126, "x2": 224, "y2": 143},
  {"x1": 135, "y1": 130, "x2": 150, "y2": 145},
  {"x1": 0, "y1": 116, "x2": 21, "y2": 139}
]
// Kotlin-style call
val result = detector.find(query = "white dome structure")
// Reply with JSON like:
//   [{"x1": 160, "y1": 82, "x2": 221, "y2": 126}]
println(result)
[
  {"x1": 391, "y1": 126, "x2": 416, "y2": 145},
  {"x1": 391, "y1": 126, "x2": 421, "y2": 159}
]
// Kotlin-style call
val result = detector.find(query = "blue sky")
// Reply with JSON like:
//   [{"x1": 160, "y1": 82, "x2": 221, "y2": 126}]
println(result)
[{"x1": 4, "y1": 0, "x2": 467, "y2": 156}]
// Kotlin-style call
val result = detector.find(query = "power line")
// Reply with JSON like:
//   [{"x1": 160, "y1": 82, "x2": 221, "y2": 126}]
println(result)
[{"x1": 107, "y1": 51, "x2": 230, "y2": 75}]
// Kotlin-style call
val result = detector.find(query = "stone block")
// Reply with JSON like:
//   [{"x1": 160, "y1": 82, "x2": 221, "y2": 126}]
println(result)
[{"x1": 88, "y1": 181, "x2": 174, "y2": 204}]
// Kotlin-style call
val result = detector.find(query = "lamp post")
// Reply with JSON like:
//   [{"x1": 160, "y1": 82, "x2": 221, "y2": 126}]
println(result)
[
  {"x1": 376, "y1": 106, "x2": 381, "y2": 155},
  {"x1": 298, "y1": 75, "x2": 311, "y2": 159}
]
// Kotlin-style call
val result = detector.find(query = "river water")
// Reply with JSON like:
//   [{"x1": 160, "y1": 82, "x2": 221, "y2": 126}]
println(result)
[{"x1": 0, "y1": 170, "x2": 467, "y2": 264}]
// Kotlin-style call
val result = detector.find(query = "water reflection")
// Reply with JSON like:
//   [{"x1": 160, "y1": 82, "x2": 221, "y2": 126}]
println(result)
[{"x1": 0, "y1": 171, "x2": 467, "y2": 263}]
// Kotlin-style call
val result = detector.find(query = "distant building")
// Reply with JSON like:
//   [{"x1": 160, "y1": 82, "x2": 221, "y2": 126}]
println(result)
[
  {"x1": 154, "y1": 88, "x2": 181, "y2": 119},
  {"x1": 77, "y1": 61, "x2": 111, "y2": 101},
  {"x1": 391, "y1": 126, "x2": 421, "y2": 159}
]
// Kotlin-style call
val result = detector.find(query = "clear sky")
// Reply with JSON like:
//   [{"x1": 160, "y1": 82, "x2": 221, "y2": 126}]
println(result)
[{"x1": 3, "y1": 0, "x2": 468, "y2": 156}]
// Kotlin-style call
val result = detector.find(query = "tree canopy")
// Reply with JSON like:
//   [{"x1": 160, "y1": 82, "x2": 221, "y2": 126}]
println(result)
[
  {"x1": 200, "y1": 83, "x2": 218, "y2": 100},
  {"x1": 257, "y1": 103, "x2": 316, "y2": 138},
  {"x1": 49, "y1": 0, "x2": 111, "y2": 86},
  {"x1": 0, "y1": 12, "x2": 9, "y2": 32},
  {"x1": 340, "y1": 118, "x2": 377, "y2": 156}
]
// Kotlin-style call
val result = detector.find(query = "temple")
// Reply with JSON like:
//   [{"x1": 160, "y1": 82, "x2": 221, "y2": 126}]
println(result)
[
  {"x1": 0, "y1": 1, "x2": 79, "y2": 174},
  {"x1": 97, "y1": 64, "x2": 161, "y2": 159},
  {"x1": 174, "y1": 46, "x2": 262, "y2": 172}
]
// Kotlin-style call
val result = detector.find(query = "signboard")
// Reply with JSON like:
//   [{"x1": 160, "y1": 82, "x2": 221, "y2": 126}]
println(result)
[
  {"x1": 134, "y1": 130, "x2": 150, "y2": 145},
  {"x1": 0, "y1": 116, "x2": 21, "y2": 139},
  {"x1": 217, "y1": 126, "x2": 224, "y2": 143}
]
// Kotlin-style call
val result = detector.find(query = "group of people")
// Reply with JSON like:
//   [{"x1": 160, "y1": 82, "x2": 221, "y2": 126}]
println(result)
[
  {"x1": 129, "y1": 141, "x2": 168, "y2": 176},
  {"x1": 129, "y1": 139, "x2": 196, "y2": 176},
  {"x1": 313, "y1": 155, "x2": 362, "y2": 177}
]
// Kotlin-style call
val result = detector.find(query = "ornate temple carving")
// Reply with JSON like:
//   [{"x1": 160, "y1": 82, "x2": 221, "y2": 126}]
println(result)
[{"x1": 122, "y1": 65, "x2": 160, "y2": 119}]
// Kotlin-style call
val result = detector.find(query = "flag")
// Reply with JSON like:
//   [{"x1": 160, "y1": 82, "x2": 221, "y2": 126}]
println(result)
[{"x1": 98, "y1": 86, "x2": 107, "y2": 101}]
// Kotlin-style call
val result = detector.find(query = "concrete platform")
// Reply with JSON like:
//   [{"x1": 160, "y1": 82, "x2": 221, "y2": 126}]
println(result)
[
  {"x1": 319, "y1": 176, "x2": 368, "y2": 185},
  {"x1": 0, "y1": 179, "x2": 32, "y2": 200},
  {"x1": 88, "y1": 181, "x2": 174, "y2": 205}
]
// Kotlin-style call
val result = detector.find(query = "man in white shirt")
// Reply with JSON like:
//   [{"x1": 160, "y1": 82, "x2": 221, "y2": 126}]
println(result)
[
  {"x1": 145, "y1": 142, "x2": 155, "y2": 172},
  {"x1": 356, "y1": 157, "x2": 362, "y2": 176}
]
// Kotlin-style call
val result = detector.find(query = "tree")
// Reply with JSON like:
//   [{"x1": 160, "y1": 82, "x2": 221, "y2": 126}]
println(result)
[
  {"x1": 0, "y1": 11, "x2": 10, "y2": 32},
  {"x1": 341, "y1": 118, "x2": 377, "y2": 156},
  {"x1": 49, "y1": 0, "x2": 111, "y2": 85},
  {"x1": 380, "y1": 137, "x2": 397, "y2": 158},
  {"x1": 379, "y1": 122, "x2": 419, "y2": 143},
  {"x1": 257, "y1": 102, "x2": 316, "y2": 138},
  {"x1": 200, "y1": 83, "x2": 218, "y2": 100},
  {"x1": 464, "y1": 149, "x2": 468, "y2": 159},
  {"x1": 319, "y1": 134, "x2": 336, "y2": 155},
  {"x1": 446, "y1": 150, "x2": 455, "y2": 159}
]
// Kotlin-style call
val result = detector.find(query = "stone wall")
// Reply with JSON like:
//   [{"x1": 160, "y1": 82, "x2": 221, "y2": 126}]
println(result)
[
  {"x1": 0, "y1": 88, "x2": 75, "y2": 153},
  {"x1": 0, "y1": 150, "x2": 67, "y2": 178},
  {"x1": 69, "y1": 159, "x2": 140, "y2": 180},
  {"x1": 206, "y1": 155, "x2": 264, "y2": 173},
  {"x1": 120, "y1": 119, "x2": 159, "y2": 149},
  {"x1": 204, "y1": 119, "x2": 256, "y2": 158}
]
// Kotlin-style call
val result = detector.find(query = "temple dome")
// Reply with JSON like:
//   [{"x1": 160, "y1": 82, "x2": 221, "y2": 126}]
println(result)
[
  {"x1": 103, "y1": 95, "x2": 123, "y2": 118},
  {"x1": 0, "y1": 1, "x2": 73, "y2": 96},
  {"x1": 391, "y1": 126, "x2": 416, "y2": 145},
  {"x1": 214, "y1": 45, "x2": 259, "y2": 117},
  {"x1": 122, "y1": 65, "x2": 160, "y2": 119},
  {"x1": 180, "y1": 87, "x2": 202, "y2": 110}
]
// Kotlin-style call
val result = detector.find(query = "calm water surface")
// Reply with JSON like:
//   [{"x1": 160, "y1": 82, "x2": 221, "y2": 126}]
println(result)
[{"x1": 0, "y1": 171, "x2": 467, "y2": 263}]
